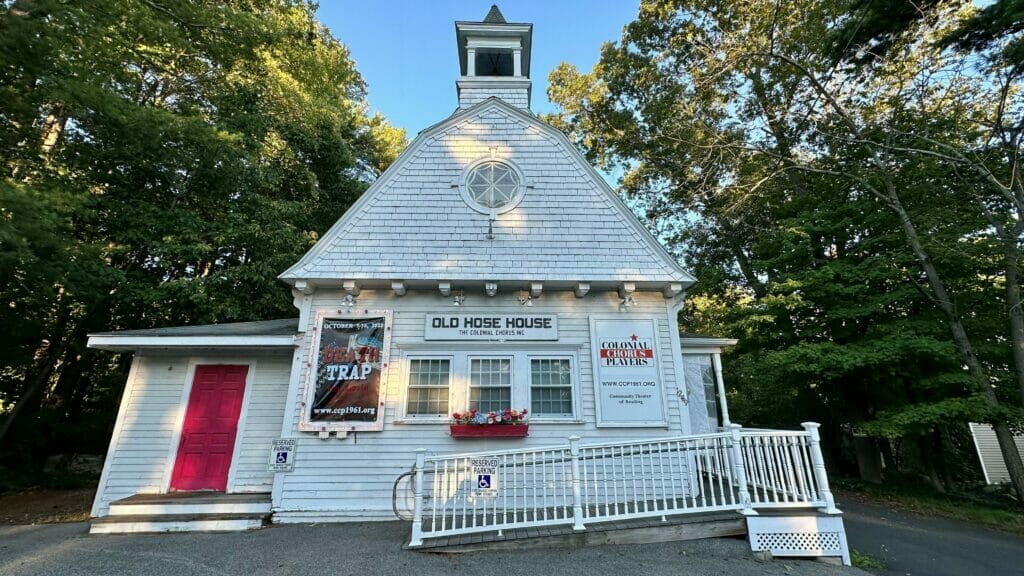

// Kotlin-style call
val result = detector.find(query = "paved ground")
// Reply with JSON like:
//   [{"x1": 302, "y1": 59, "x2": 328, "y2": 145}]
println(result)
[
  {"x1": 841, "y1": 496, "x2": 1024, "y2": 576},
  {"x1": 0, "y1": 520, "x2": 862, "y2": 576}
]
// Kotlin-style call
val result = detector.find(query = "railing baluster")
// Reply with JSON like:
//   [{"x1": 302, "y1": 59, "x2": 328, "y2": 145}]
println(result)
[{"x1": 409, "y1": 428, "x2": 840, "y2": 546}]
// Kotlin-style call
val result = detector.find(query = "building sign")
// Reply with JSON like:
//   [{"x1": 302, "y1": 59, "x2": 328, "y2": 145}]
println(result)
[
  {"x1": 591, "y1": 318, "x2": 667, "y2": 427},
  {"x1": 268, "y1": 438, "x2": 296, "y2": 472},
  {"x1": 472, "y1": 457, "x2": 499, "y2": 495},
  {"x1": 300, "y1": 311, "x2": 392, "y2": 433},
  {"x1": 424, "y1": 314, "x2": 557, "y2": 341}
]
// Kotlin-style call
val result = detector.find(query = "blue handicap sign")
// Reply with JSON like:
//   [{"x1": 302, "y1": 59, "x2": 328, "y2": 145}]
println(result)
[
  {"x1": 477, "y1": 474, "x2": 491, "y2": 489},
  {"x1": 276, "y1": 451, "x2": 288, "y2": 464}
]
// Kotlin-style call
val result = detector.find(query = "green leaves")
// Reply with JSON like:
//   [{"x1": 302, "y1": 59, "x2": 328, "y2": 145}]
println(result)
[{"x1": 0, "y1": 1, "x2": 405, "y2": 461}]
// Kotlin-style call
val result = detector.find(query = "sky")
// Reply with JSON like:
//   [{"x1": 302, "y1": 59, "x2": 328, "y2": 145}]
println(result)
[{"x1": 317, "y1": 0, "x2": 641, "y2": 136}]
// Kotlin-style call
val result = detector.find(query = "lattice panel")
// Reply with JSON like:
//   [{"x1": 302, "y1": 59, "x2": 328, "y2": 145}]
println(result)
[{"x1": 753, "y1": 531, "x2": 843, "y2": 555}]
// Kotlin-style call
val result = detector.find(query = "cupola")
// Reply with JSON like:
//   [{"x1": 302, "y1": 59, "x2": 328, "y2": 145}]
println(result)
[{"x1": 455, "y1": 5, "x2": 533, "y2": 111}]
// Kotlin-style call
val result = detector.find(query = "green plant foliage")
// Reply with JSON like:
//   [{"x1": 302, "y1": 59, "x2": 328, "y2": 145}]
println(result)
[
  {"x1": 547, "y1": 0, "x2": 1024, "y2": 490},
  {"x1": 0, "y1": 0, "x2": 405, "y2": 472}
]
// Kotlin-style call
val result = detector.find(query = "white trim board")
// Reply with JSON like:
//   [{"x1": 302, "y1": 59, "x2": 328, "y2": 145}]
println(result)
[{"x1": 88, "y1": 335, "x2": 296, "y2": 351}]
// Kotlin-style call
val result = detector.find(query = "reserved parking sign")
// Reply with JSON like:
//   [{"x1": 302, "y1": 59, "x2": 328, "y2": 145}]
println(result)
[
  {"x1": 471, "y1": 458, "x2": 498, "y2": 495},
  {"x1": 268, "y1": 438, "x2": 297, "y2": 472}
]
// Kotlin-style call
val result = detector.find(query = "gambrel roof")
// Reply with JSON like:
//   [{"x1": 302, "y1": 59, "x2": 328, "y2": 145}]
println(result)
[{"x1": 280, "y1": 98, "x2": 694, "y2": 290}]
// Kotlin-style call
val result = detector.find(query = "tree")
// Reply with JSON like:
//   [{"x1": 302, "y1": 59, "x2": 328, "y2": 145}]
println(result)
[
  {"x1": 548, "y1": 0, "x2": 1024, "y2": 497},
  {"x1": 0, "y1": 1, "x2": 404, "y2": 468}
]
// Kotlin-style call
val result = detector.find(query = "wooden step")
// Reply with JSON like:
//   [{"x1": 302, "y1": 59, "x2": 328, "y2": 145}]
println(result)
[
  {"x1": 108, "y1": 493, "x2": 271, "y2": 516},
  {"x1": 409, "y1": 513, "x2": 747, "y2": 553},
  {"x1": 90, "y1": 512, "x2": 268, "y2": 534}
]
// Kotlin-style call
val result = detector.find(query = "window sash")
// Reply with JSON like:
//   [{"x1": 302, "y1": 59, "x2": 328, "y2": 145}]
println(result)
[
  {"x1": 406, "y1": 358, "x2": 451, "y2": 416},
  {"x1": 469, "y1": 357, "x2": 512, "y2": 413},
  {"x1": 530, "y1": 358, "x2": 573, "y2": 417}
]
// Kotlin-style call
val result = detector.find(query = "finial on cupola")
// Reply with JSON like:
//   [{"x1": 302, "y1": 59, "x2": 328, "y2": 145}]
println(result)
[{"x1": 483, "y1": 5, "x2": 506, "y2": 23}]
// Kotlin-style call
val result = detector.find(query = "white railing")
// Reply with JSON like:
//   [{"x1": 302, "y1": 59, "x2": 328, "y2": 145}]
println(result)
[{"x1": 408, "y1": 422, "x2": 837, "y2": 547}]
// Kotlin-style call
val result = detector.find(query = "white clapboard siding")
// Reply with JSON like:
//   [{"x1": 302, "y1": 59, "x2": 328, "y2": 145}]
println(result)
[
  {"x1": 969, "y1": 422, "x2": 1024, "y2": 484},
  {"x1": 274, "y1": 289, "x2": 708, "y2": 520},
  {"x1": 91, "y1": 353, "x2": 292, "y2": 517}
]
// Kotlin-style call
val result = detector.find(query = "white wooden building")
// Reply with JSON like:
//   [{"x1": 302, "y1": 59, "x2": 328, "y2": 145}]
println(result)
[{"x1": 86, "y1": 6, "x2": 849, "y2": 564}]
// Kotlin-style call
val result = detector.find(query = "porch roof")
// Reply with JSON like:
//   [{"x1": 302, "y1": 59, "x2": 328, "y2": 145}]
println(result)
[{"x1": 87, "y1": 318, "x2": 299, "y2": 351}]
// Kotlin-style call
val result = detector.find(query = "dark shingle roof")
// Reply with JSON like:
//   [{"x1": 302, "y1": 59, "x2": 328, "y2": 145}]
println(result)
[
  {"x1": 483, "y1": 5, "x2": 506, "y2": 23},
  {"x1": 91, "y1": 318, "x2": 299, "y2": 338}
]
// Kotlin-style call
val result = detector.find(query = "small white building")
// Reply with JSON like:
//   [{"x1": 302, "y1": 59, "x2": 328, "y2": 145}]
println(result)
[{"x1": 86, "y1": 6, "x2": 848, "y2": 564}]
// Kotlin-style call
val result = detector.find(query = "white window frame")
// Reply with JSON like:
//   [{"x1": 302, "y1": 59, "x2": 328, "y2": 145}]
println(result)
[
  {"x1": 466, "y1": 354, "x2": 515, "y2": 414},
  {"x1": 400, "y1": 353, "x2": 455, "y2": 421},
  {"x1": 394, "y1": 347, "x2": 582, "y2": 424},
  {"x1": 526, "y1": 354, "x2": 579, "y2": 422}
]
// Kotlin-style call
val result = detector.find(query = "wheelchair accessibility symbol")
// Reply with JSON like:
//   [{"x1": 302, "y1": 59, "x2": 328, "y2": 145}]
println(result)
[
  {"x1": 477, "y1": 474, "x2": 491, "y2": 489},
  {"x1": 276, "y1": 451, "x2": 289, "y2": 464}
]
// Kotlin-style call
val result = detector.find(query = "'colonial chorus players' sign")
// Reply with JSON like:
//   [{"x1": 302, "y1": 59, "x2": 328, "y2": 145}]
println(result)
[
  {"x1": 591, "y1": 318, "x2": 667, "y2": 426},
  {"x1": 300, "y1": 311, "x2": 392, "y2": 432}
]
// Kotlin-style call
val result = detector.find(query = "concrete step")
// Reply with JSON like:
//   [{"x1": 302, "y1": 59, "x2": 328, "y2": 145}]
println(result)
[
  {"x1": 108, "y1": 493, "x2": 271, "y2": 516},
  {"x1": 90, "y1": 512, "x2": 268, "y2": 534}
]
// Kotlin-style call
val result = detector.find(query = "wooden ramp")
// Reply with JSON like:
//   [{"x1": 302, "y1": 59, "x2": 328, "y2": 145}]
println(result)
[{"x1": 406, "y1": 511, "x2": 746, "y2": 553}]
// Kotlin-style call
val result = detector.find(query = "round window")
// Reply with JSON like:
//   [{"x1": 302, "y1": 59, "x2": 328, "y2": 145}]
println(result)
[{"x1": 460, "y1": 159, "x2": 525, "y2": 214}]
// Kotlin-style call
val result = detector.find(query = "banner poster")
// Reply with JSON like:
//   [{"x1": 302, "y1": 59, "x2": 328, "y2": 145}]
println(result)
[
  {"x1": 591, "y1": 318, "x2": 667, "y2": 426},
  {"x1": 307, "y1": 314, "x2": 390, "y2": 429}
]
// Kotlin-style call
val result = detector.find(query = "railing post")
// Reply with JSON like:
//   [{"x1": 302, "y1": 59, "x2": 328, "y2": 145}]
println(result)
[
  {"x1": 728, "y1": 424, "x2": 757, "y2": 515},
  {"x1": 569, "y1": 436, "x2": 586, "y2": 532},
  {"x1": 410, "y1": 448, "x2": 427, "y2": 546},
  {"x1": 802, "y1": 422, "x2": 840, "y2": 514}
]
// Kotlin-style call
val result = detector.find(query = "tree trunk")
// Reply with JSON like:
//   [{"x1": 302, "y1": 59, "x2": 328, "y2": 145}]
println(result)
[
  {"x1": 1003, "y1": 241, "x2": 1024, "y2": 406},
  {"x1": 885, "y1": 183, "x2": 1024, "y2": 502}
]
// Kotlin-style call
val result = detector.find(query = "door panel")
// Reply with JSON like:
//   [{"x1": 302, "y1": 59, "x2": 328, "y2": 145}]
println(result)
[{"x1": 169, "y1": 365, "x2": 248, "y2": 491}]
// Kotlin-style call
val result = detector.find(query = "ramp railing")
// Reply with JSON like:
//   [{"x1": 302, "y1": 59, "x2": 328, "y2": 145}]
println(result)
[{"x1": 408, "y1": 422, "x2": 837, "y2": 547}]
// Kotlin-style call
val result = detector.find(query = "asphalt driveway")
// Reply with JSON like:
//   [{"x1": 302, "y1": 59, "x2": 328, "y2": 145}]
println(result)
[
  {"x1": 841, "y1": 496, "x2": 1024, "y2": 576},
  {"x1": 0, "y1": 520, "x2": 861, "y2": 576}
]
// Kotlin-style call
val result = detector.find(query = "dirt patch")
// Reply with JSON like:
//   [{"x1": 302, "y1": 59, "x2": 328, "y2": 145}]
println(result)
[{"x1": 0, "y1": 487, "x2": 95, "y2": 525}]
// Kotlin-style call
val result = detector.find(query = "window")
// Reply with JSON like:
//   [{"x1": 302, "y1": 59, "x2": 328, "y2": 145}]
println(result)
[
  {"x1": 530, "y1": 358, "x2": 573, "y2": 417},
  {"x1": 683, "y1": 355, "x2": 718, "y2": 423},
  {"x1": 466, "y1": 161, "x2": 519, "y2": 209},
  {"x1": 459, "y1": 159, "x2": 525, "y2": 214},
  {"x1": 405, "y1": 358, "x2": 451, "y2": 416},
  {"x1": 469, "y1": 357, "x2": 512, "y2": 413}
]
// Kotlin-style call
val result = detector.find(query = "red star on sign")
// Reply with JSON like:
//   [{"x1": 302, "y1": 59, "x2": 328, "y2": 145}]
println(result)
[{"x1": 630, "y1": 334, "x2": 638, "y2": 341}]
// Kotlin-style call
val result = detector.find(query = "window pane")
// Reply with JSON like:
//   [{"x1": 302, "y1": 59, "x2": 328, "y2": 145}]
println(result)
[
  {"x1": 469, "y1": 358, "x2": 512, "y2": 412},
  {"x1": 406, "y1": 359, "x2": 451, "y2": 415},
  {"x1": 530, "y1": 359, "x2": 573, "y2": 416}
]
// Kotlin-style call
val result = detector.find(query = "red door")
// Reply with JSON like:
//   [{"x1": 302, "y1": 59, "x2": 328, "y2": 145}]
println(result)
[{"x1": 170, "y1": 365, "x2": 248, "y2": 491}]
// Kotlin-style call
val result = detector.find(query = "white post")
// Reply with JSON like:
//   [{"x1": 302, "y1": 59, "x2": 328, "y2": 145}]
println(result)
[
  {"x1": 712, "y1": 353, "x2": 731, "y2": 426},
  {"x1": 802, "y1": 422, "x2": 840, "y2": 514},
  {"x1": 410, "y1": 448, "x2": 427, "y2": 546},
  {"x1": 513, "y1": 48, "x2": 522, "y2": 77},
  {"x1": 569, "y1": 436, "x2": 585, "y2": 532},
  {"x1": 728, "y1": 424, "x2": 757, "y2": 515},
  {"x1": 467, "y1": 48, "x2": 476, "y2": 77}
]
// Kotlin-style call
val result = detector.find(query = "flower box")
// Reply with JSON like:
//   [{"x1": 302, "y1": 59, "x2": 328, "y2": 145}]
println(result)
[{"x1": 449, "y1": 424, "x2": 529, "y2": 438}]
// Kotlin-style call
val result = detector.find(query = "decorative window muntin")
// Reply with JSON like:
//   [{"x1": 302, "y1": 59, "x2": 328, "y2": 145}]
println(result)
[
  {"x1": 468, "y1": 357, "x2": 513, "y2": 413},
  {"x1": 405, "y1": 358, "x2": 452, "y2": 416},
  {"x1": 459, "y1": 158, "x2": 526, "y2": 214},
  {"x1": 530, "y1": 358, "x2": 574, "y2": 417}
]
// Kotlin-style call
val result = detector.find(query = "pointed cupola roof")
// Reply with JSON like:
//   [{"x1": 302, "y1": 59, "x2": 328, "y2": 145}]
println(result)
[{"x1": 483, "y1": 5, "x2": 506, "y2": 23}]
